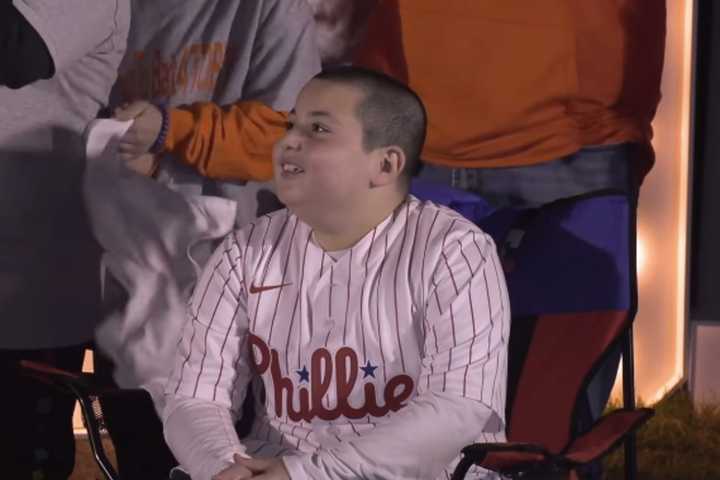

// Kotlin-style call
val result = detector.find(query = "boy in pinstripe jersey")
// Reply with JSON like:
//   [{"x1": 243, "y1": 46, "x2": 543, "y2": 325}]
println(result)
[{"x1": 163, "y1": 67, "x2": 510, "y2": 480}]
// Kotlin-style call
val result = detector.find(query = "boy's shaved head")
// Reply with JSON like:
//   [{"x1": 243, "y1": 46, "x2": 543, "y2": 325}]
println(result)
[{"x1": 314, "y1": 66, "x2": 427, "y2": 179}]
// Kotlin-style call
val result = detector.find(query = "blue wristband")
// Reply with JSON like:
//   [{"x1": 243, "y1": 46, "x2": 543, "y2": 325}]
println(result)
[{"x1": 149, "y1": 104, "x2": 170, "y2": 154}]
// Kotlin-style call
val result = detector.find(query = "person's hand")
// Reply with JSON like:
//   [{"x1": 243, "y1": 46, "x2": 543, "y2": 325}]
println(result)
[
  {"x1": 124, "y1": 152, "x2": 160, "y2": 176},
  {"x1": 233, "y1": 455, "x2": 291, "y2": 480},
  {"x1": 114, "y1": 100, "x2": 164, "y2": 160},
  {"x1": 211, "y1": 454, "x2": 254, "y2": 480}
]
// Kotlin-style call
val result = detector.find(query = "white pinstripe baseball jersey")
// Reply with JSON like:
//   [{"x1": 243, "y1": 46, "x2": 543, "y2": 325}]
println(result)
[{"x1": 166, "y1": 195, "x2": 510, "y2": 479}]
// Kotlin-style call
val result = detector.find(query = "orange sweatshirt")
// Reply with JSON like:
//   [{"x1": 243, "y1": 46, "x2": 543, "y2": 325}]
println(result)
[
  {"x1": 353, "y1": 0, "x2": 666, "y2": 173},
  {"x1": 163, "y1": 100, "x2": 286, "y2": 181}
]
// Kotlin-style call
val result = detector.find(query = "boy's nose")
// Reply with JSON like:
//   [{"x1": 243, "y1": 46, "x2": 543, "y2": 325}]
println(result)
[{"x1": 281, "y1": 131, "x2": 302, "y2": 151}]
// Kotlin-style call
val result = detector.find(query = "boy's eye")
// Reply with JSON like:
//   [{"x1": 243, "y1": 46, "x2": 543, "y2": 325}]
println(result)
[
  {"x1": 311, "y1": 123, "x2": 329, "y2": 133},
  {"x1": 285, "y1": 121, "x2": 294, "y2": 131}
]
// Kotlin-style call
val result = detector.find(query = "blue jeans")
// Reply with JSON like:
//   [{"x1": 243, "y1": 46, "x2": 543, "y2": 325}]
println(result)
[{"x1": 418, "y1": 143, "x2": 639, "y2": 208}]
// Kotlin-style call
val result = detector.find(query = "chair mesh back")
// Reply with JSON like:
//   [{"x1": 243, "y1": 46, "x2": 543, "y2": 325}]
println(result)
[{"x1": 507, "y1": 311, "x2": 629, "y2": 453}]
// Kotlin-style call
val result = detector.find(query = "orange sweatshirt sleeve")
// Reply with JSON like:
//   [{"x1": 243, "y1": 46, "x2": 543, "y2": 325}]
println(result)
[{"x1": 163, "y1": 100, "x2": 287, "y2": 182}]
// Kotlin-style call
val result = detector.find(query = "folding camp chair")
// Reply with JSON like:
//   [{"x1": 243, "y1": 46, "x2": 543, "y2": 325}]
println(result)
[
  {"x1": 20, "y1": 360, "x2": 193, "y2": 480},
  {"x1": 410, "y1": 181, "x2": 652, "y2": 480},
  {"x1": 21, "y1": 360, "x2": 125, "y2": 480}
]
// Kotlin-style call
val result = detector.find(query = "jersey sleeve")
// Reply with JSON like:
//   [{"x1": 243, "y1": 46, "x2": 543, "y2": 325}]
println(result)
[
  {"x1": 283, "y1": 227, "x2": 510, "y2": 480},
  {"x1": 163, "y1": 233, "x2": 253, "y2": 478},
  {"x1": 163, "y1": 100, "x2": 286, "y2": 182},
  {"x1": 283, "y1": 391, "x2": 500, "y2": 480},
  {"x1": 166, "y1": 232, "x2": 251, "y2": 409},
  {"x1": 163, "y1": 395, "x2": 246, "y2": 480},
  {"x1": 12, "y1": 0, "x2": 127, "y2": 73},
  {"x1": 419, "y1": 228, "x2": 510, "y2": 412}
]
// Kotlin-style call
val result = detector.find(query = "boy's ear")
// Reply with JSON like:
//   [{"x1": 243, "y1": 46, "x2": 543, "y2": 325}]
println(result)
[{"x1": 370, "y1": 146, "x2": 406, "y2": 187}]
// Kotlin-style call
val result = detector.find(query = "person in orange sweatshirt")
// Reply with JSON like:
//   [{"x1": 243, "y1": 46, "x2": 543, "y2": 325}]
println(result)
[{"x1": 354, "y1": 1, "x2": 665, "y2": 208}]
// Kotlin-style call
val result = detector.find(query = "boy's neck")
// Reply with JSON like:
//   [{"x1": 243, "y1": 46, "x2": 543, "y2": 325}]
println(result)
[{"x1": 308, "y1": 190, "x2": 407, "y2": 252}]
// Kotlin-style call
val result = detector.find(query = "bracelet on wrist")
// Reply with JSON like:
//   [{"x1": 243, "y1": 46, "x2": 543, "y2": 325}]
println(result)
[{"x1": 149, "y1": 104, "x2": 170, "y2": 154}]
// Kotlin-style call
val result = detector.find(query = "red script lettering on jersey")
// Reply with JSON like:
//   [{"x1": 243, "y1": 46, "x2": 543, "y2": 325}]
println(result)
[{"x1": 248, "y1": 334, "x2": 414, "y2": 422}]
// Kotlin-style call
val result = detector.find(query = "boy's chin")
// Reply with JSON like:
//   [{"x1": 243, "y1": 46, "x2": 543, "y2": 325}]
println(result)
[{"x1": 275, "y1": 189, "x2": 303, "y2": 208}]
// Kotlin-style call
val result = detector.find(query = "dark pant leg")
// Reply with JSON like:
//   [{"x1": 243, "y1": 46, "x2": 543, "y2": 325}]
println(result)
[
  {"x1": 0, "y1": 345, "x2": 85, "y2": 480},
  {"x1": 94, "y1": 352, "x2": 178, "y2": 480}
]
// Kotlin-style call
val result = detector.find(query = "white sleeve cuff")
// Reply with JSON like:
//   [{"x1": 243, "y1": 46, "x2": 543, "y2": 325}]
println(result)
[{"x1": 163, "y1": 395, "x2": 247, "y2": 480}]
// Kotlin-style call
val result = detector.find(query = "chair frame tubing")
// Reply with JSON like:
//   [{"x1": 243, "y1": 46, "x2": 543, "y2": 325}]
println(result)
[{"x1": 65, "y1": 381, "x2": 119, "y2": 480}]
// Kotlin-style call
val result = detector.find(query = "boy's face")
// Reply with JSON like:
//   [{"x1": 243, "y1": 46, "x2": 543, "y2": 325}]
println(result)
[{"x1": 273, "y1": 79, "x2": 379, "y2": 214}]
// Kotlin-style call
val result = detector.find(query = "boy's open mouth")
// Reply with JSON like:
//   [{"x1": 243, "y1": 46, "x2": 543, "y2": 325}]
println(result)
[{"x1": 281, "y1": 162, "x2": 305, "y2": 175}]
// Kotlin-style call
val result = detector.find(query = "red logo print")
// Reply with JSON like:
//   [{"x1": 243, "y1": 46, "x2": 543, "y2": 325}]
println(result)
[{"x1": 248, "y1": 334, "x2": 414, "y2": 422}]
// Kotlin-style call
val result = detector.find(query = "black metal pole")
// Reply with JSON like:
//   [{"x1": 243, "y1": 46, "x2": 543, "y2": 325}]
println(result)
[{"x1": 622, "y1": 327, "x2": 637, "y2": 480}]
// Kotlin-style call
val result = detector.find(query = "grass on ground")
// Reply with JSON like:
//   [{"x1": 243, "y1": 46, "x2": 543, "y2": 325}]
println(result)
[{"x1": 604, "y1": 387, "x2": 720, "y2": 480}]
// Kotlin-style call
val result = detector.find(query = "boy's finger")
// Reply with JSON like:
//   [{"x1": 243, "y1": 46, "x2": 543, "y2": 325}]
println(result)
[{"x1": 234, "y1": 455, "x2": 271, "y2": 473}]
